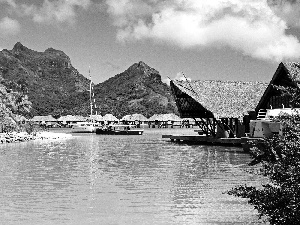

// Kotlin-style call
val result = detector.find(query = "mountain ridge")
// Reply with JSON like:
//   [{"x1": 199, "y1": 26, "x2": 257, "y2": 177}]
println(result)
[
  {"x1": 0, "y1": 43, "x2": 178, "y2": 118},
  {"x1": 94, "y1": 61, "x2": 177, "y2": 117}
]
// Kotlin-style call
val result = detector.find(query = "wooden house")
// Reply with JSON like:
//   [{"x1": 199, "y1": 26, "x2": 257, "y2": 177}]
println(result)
[{"x1": 170, "y1": 80, "x2": 268, "y2": 136}]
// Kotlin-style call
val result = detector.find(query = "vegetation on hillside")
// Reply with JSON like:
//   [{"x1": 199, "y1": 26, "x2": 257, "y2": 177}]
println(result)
[
  {"x1": 0, "y1": 43, "x2": 178, "y2": 118},
  {"x1": 88, "y1": 61, "x2": 177, "y2": 118},
  {"x1": 0, "y1": 42, "x2": 90, "y2": 117},
  {"x1": 0, "y1": 80, "x2": 32, "y2": 132}
]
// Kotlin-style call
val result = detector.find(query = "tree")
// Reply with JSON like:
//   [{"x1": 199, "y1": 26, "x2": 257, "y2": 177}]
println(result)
[{"x1": 228, "y1": 85, "x2": 300, "y2": 225}]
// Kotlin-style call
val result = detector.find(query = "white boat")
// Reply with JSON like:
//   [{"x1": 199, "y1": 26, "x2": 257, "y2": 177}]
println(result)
[
  {"x1": 71, "y1": 122, "x2": 100, "y2": 133},
  {"x1": 71, "y1": 68, "x2": 101, "y2": 133},
  {"x1": 95, "y1": 124, "x2": 144, "y2": 135}
]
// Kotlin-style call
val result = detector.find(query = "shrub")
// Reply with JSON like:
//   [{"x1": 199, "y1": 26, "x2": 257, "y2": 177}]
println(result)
[{"x1": 228, "y1": 112, "x2": 300, "y2": 224}]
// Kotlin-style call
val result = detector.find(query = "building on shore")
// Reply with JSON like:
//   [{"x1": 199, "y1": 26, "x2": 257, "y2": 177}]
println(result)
[
  {"x1": 170, "y1": 62, "x2": 300, "y2": 138},
  {"x1": 170, "y1": 79, "x2": 268, "y2": 137},
  {"x1": 255, "y1": 62, "x2": 300, "y2": 114}
]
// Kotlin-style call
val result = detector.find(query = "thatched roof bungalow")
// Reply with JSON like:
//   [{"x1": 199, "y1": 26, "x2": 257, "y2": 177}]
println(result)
[
  {"x1": 31, "y1": 115, "x2": 57, "y2": 122},
  {"x1": 148, "y1": 114, "x2": 163, "y2": 121},
  {"x1": 121, "y1": 114, "x2": 148, "y2": 121},
  {"x1": 57, "y1": 115, "x2": 85, "y2": 123},
  {"x1": 148, "y1": 113, "x2": 181, "y2": 121},
  {"x1": 88, "y1": 115, "x2": 103, "y2": 122},
  {"x1": 171, "y1": 80, "x2": 268, "y2": 119},
  {"x1": 102, "y1": 114, "x2": 118, "y2": 122},
  {"x1": 256, "y1": 62, "x2": 300, "y2": 111}
]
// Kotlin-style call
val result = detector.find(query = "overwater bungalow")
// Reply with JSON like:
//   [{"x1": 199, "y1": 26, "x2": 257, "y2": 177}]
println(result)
[
  {"x1": 31, "y1": 115, "x2": 57, "y2": 122},
  {"x1": 30, "y1": 115, "x2": 58, "y2": 128},
  {"x1": 255, "y1": 62, "x2": 300, "y2": 115},
  {"x1": 121, "y1": 114, "x2": 148, "y2": 127},
  {"x1": 164, "y1": 62, "x2": 300, "y2": 146},
  {"x1": 249, "y1": 62, "x2": 300, "y2": 137},
  {"x1": 102, "y1": 114, "x2": 119, "y2": 124},
  {"x1": 57, "y1": 115, "x2": 85, "y2": 127},
  {"x1": 88, "y1": 114, "x2": 103, "y2": 122},
  {"x1": 170, "y1": 79, "x2": 268, "y2": 137},
  {"x1": 148, "y1": 113, "x2": 182, "y2": 128}
]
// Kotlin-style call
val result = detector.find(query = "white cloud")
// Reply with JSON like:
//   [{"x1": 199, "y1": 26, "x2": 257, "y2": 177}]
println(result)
[
  {"x1": 2, "y1": 0, "x2": 91, "y2": 24},
  {"x1": 0, "y1": 16, "x2": 20, "y2": 36},
  {"x1": 162, "y1": 72, "x2": 191, "y2": 85},
  {"x1": 106, "y1": 0, "x2": 300, "y2": 62},
  {"x1": 267, "y1": 0, "x2": 300, "y2": 27},
  {"x1": 174, "y1": 72, "x2": 192, "y2": 82}
]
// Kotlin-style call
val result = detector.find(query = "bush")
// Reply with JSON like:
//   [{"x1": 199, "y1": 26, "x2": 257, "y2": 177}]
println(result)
[{"x1": 228, "y1": 113, "x2": 300, "y2": 224}]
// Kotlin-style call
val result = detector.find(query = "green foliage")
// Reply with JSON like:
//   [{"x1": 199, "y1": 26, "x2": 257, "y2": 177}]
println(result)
[
  {"x1": 20, "y1": 121, "x2": 40, "y2": 134},
  {"x1": 227, "y1": 82, "x2": 300, "y2": 224},
  {"x1": 228, "y1": 113, "x2": 300, "y2": 224},
  {"x1": 273, "y1": 85, "x2": 300, "y2": 108}
]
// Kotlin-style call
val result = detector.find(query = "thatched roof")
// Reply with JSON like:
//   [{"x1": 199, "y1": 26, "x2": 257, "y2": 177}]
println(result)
[
  {"x1": 282, "y1": 62, "x2": 300, "y2": 83},
  {"x1": 88, "y1": 115, "x2": 103, "y2": 121},
  {"x1": 131, "y1": 113, "x2": 148, "y2": 121},
  {"x1": 31, "y1": 115, "x2": 57, "y2": 122},
  {"x1": 171, "y1": 80, "x2": 268, "y2": 119},
  {"x1": 148, "y1": 113, "x2": 181, "y2": 121},
  {"x1": 121, "y1": 115, "x2": 131, "y2": 121},
  {"x1": 148, "y1": 114, "x2": 162, "y2": 121},
  {"x1": 256, "y1": 62, "x2": 300, "y2": 111},
  {"x1": 102, "y1": 114, "x2": 118, "y2": 121},
  {"x1": 57, "y1": 115, "x2": 85, "y2": 122},
  {"x1": 121, "y1": 113, "x2": 148, "y2": 121},
  {"x1": 161, "y1": 113, "x2": 181, "y2": 121}
]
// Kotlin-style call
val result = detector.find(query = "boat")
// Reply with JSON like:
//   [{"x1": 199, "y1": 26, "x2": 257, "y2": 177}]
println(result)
[
  {"x1": 95, "y1": 124, "x2": 144, "y2": 135},
  {"x1": 71, "y1": 68, "x2": 101, "y2": 133},
  {"x1": 71, "y1": 122, "x2": 101, "y2": 133}
]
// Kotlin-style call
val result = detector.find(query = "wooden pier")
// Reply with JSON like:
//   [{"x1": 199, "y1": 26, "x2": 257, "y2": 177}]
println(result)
[{"x1": 162, "y1": 134, "x2": 262, "y2": 152}]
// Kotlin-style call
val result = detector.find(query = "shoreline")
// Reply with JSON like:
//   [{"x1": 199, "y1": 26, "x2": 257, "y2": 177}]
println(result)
[
  {"x1": 0, "y1": 131, "x2": 73, "y2": 144},
  {"x1": 0, "y1": 127, "x2": 197, "y2": 144}
]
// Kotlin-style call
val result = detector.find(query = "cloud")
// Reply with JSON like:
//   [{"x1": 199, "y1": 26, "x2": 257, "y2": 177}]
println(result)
[
  {"x1": 2, "y1": 0, "x2": 91, "y2": 24},
  {"x1": 106, "y1": 0, "x2": 300, "y2": 62},
  {"x1": 163, "y1": 72, "x2": 192, "y2": 85},
  {"x1": 0, "y1": 0, "x2": 16, "y2": 8},
  {"x1": 267, "y1": 0, "x2": 300, "y2": 27},
  {"x1": 174, "y1": 72, "x2": 192, "y2": 82},
  {"x1": 0, "y1": 16, "x2": 20, "y2": 36}
]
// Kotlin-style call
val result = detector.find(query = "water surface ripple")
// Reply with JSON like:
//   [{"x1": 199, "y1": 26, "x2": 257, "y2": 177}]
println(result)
[{"x1": 0, "y1": 129, "x2": 265, "y2": 225}]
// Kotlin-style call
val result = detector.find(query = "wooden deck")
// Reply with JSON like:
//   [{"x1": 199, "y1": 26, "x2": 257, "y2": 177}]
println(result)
[{"x1": 162, "y1": 134, "x2": 262, "y2": 152}]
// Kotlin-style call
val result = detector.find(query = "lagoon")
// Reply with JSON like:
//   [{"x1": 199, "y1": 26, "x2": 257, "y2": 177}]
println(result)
[{"x1": 0, "y1": 128, "x2": 265, "y2": 225}]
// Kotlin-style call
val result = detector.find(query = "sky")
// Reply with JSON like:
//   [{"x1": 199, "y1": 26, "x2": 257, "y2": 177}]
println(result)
[{"x1": 1, "y1": 0, "x2": 300, "y2": 84}]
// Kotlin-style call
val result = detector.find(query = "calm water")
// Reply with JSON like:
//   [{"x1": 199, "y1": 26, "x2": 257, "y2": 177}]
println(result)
[{"x1": 0, "y1": 129, "x2": 266, "y2": 225}]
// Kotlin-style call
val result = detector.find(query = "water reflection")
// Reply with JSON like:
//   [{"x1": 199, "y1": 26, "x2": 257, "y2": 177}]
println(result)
[{"x1": 0, "y1": 131, "x2": 265, "y2": 225}]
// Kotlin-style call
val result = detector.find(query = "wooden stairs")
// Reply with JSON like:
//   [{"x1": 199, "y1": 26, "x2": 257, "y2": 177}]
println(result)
[{"x1": 257, "y1": 109, "x2": 267, "y2": 120}]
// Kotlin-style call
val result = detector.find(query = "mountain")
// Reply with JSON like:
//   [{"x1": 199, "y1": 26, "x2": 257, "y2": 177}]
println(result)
[
  {"x1": 0, "y1": 42, "x2": 90, "y2": 116},
  {"x1": 94, "y1": 61, "x2": 178, "y2": 118},
  {"x1": 0, "y1": 43, "x2": 178, "y2": 118}
]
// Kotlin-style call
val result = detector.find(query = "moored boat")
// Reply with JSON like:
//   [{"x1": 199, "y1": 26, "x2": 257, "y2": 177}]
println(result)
[
  {"x1": 71, "y1": 122, "x2": 100, "y2": 133},
  {"x1": 95, "y1": 124, "x2": 144, "y2": 135}
]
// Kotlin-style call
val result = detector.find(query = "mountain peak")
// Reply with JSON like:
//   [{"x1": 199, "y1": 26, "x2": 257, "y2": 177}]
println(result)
[
  {"x1": 13, "y1": 42, "x2": 29, "y2": 52},
  {"x1": 127, "y1": 61, "x2": 160, "y2": 76},
  {"x1": 137, "y1": 61, "x2": 148, "y2": 67}
]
